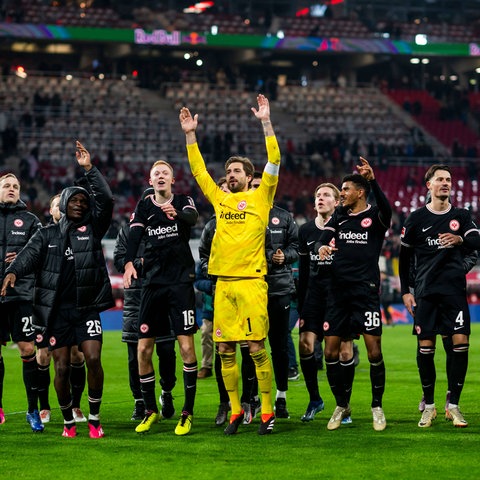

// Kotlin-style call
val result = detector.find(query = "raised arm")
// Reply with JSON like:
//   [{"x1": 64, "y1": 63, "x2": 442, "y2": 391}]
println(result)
[
  {"x1": 251, "y1": 94, "x2": 275, "y2": 137},
  {"x1": 252, "y1": 95, "x2": 280, "y2": 207},
  {"x1": 180, "y1": 106, "x2": 220, "y2": 202},
  {"x1": 75, "y1": 140, "x2": 92, "y2": 172},
  {"x1": 357, "y1": 156, "x2": 392, "y2": 229},
  {"x1": 179, "y1": 107, "x2": 199, "y2": 145}
]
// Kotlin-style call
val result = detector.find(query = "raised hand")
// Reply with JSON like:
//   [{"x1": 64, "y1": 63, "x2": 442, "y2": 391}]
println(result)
[
  {"x1": 179, "y1": 107, "x2": 198, "y2": 133},
  {"x1": 75, "y1": 141, "x2": 92, "y2": 171},
  {"x1": 251, "y1": 94, "x2": 270, "y2": 122},
  {"x1": 356, "y1": 156, "x2": 375, "y2": 181}
]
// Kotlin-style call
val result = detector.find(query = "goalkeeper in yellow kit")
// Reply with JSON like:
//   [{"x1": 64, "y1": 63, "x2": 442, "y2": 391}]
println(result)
[{"x1": 179, "y1": 94, "x2": 280, "y2": 435}]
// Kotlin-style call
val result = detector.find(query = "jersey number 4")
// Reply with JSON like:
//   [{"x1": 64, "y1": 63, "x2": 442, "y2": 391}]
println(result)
[{"x1": 454, "y1": 311, "x2": 465, "y2": 331}]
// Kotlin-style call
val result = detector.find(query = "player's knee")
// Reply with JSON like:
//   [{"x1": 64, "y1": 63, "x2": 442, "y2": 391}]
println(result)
[
  {"x1": 85, "y1": 352, "x2": 102, "y2": 371},
  {"x1": 299, "y1": 338, "x2": 313, "y2": 355},
  {"x1": 339, "y1": 351, "x2": 352, "y2": 362},
  {"x1": 55, "y1": 362, "x2": 70, "y2": 381},
  {"x1": 36, "y1": 349, "x2": 51, "y2": 366},
  {"x1": 18, "y1": 342, "x2": 35, "y2": 357},
  {"x1": 219, "y1": 351, "x2": 236, "y2": 369},
  {"x1": 324, "y1": 346, "x2": 339, "y2": 362},
  {"x1": 368, "y1": 354, "x2": 383, "y2": 366}
]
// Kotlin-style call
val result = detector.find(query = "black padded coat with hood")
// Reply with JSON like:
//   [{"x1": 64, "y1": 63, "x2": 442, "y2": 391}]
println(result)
[{"x1": 5, "y1": 166, "x2": 114, "y2": 331}]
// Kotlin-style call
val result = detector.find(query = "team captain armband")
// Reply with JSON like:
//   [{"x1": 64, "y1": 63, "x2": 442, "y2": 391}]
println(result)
[{"x1": 265, "y1": 162, "x2": 279, "y2": 176}]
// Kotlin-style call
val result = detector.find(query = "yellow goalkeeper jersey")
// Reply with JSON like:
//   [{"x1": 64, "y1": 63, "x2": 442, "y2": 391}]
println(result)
[{"x1": 187, "y1": 135, "x2": 280, "y2": 278}]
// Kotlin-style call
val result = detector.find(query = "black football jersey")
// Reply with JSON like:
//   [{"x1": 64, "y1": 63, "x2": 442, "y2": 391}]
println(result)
[
  {"x1": 298, "y1": 219, "x2": 333, "y2": 286},
  {"x1": 129, "y1": 193, "x2": 197, "y2": 285},
  {"x1": 320, "y1": 204, "x2": 389, "y2": 286},
  {"x1": 401, "y1": 204, "x2": 479, "y2": 297}
]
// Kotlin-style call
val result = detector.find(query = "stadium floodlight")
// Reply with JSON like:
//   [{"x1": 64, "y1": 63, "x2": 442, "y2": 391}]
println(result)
[
  {"x1": 184, "y1": 1, "x2": 214, "y2": 14},
  {"x1": 15, "y1": 66, "x2": 27, "y2": 78},
  {"x1": 277, "y1": 30, "x2": 285, "y2": 39},
  {"x1": 410, "y1": 58, "x2": 420, "y2": 64},
  {"x1": 415, "y1": 34, "x2": 428, "y2": 45}
]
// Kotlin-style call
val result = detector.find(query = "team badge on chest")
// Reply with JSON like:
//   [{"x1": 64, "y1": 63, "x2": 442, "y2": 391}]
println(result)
[
  {"x1": 361, "y1": 217, "x2": 372, "y2": 228},
  {"x1": 449, "y1": 219, "x2": 460, "y2": 231}
]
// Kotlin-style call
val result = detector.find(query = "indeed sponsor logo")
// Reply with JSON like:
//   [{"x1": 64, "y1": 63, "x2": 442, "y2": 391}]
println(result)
[
  {"x1": 147, "y1": 224, "x2": 178, "y2": 236},
  {"x1": 311, "y1": 252, "x2": 333, "y2": 262},
  {"x1": 339, "y1": 231, "x2": 368, "y2": 241},
  {"x1": 427, "y1": 237, "x2": 443, "y2": 247},
  {"x1": 11, "y1": 231, "x2": 25, "y2": 235},
  {"x1": 219, "y1": 211, "x2": 246, "y2": 220}
]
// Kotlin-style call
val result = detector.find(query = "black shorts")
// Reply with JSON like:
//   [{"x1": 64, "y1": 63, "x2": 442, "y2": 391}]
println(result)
[
  {"x1": 139, "y1": 283, "x2": 197, "y2": 339},
  {"x1": 299, "y1": 285, "x2": 328, "y2": 340},
  {"x1": 47, "y1": 308, "x2": 103, "y2": 350},
  {"x1": 0, "y1": 301, "x2": 35, "y2": 344},
  {"x1": 324, "y1": 282, "x2": 382, "y2": 338},
  {"x1": 413, "y1": 294, "x2": 471, "y2": 339}
]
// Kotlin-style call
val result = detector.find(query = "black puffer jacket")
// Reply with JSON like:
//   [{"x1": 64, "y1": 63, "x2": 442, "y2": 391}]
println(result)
[
  {"x1": 265, "y1": 205, "x2": 299, "y2": 296},
  {"x1": 6, "y1": 166, "x2": 114, "y2": 330},
  {"x1": 113, "y1": 222, "x2": 145, "y2": 343},
  {"x1": 0, "y1": 199, "x2": 41, "y2": 303}
]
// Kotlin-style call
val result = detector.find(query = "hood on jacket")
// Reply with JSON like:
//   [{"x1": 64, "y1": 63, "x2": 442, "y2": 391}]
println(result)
[{"x1": 59, "y1": 186, "x2": 92, "y2": 230}]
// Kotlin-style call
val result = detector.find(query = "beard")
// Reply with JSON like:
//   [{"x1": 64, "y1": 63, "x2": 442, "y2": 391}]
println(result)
[{"x1": 229, "y1": 180, "x2": 246, "y2": 193}]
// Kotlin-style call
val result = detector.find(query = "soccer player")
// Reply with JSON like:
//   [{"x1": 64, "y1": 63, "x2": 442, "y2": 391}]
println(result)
[
  {"x1": 1, "y1": 141, "x2": 114, "y2": 438},
  {"x1": 399, "y1": 164, "x2": 480, "y2": 428},
  {"x1": 179, "y1": 94, "x2": 280, "y2": 435},
  {"x1": 113, "y1": 188, "x2": 177, "y2": 422},
  {"x1": 318, "y1": 157, "x2": 392, "y2": 431},
  {"x1": 413, "y1": 191, "x2": 478, "y2": 416},
  {"x1": 251, "y1": 172, "x2": 299, "y2": 419},
  {"x1": 197, "y1": 177, "x2": 260, "y2": 426},
  {"x1": 36, "y1": 193, "x2": 87, "y2": 425},
  {"x1": 298, "y1": 183, "x2": 335, "y2": 421},
  {"x1": 417, "y1": 245, "x2": 477, "y2": 415},
  {"x1": 123, "y1": 160, "x2": 198, "y2": 436},
  {"x1": 0, "y1": 172, "x2": 42, "y2": 430},
  {"x1": 297, "y1": 183, "x2": 358, "y2": 424}
]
